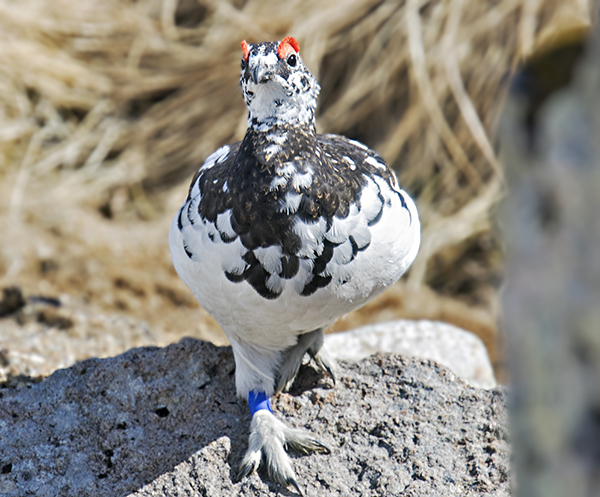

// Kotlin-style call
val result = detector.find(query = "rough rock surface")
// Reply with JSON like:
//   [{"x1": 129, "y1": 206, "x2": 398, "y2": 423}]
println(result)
[
  {"x1": 324, "y1": 320, "x2": 496, "y2": 389},
  {"x1": 0, "y1": 339, "x2": 509, "y2": 497}
]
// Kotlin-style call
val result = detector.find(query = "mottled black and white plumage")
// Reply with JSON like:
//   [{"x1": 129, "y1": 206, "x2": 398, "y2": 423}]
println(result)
[{"x1": 169, "y1": 37, "x2": 420, "y2": 491}]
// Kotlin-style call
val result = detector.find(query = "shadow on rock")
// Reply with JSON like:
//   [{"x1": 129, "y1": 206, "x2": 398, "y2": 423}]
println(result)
[
  {"x1": 0, "y1": 339, "x2": 510, "y2": 497},
  {"x1": 0, "y1": 339, "x2": 248, "y2": 496}
]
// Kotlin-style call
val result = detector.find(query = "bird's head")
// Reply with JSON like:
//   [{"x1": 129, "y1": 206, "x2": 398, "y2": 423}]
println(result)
[{"x1": 240, "y1": 37, "x2": 320, "y2": 131}]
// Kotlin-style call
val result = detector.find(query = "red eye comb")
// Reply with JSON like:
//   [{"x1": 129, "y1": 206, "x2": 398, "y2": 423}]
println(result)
[
  {"x1": 278, "y1": 36, "x2": 300, "y2": 59},
  {"x1": 241, "y1": 40, "x2": 250, "y2": 61}
]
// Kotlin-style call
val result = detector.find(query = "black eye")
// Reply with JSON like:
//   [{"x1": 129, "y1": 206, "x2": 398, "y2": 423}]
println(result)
[{"x1": 287, "y1": 54, "x2": 297, "y2": 67}]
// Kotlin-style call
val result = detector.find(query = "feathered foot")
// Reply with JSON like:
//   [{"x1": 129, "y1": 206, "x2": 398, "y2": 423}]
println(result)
[
  {"x1": 238, "y1": 409, "x2": 330, "y2": 493},
  {"x1": 309, "y1": 348, "x2": 336, "y2": 384},
  {"x1": 276, "y1": 328, "x2": 337, "y2": 393}
]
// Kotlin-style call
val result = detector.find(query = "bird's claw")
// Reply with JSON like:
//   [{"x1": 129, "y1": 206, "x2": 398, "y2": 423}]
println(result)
[
  {"x1": 237, "y1": 450, "x2": 260, "y2": 481},
  {"x1": 284, "y1": 475, "x2": 303, "y2": 496},
  {"x1": 310, "y1": 350, "x2": 336, "y2": 385},
  {"x1": 238, "y1": 410, "x2": 328, "y2": 493},
  {"x1": 285, "y1": 434, "x2": 331, "y2": 455}
]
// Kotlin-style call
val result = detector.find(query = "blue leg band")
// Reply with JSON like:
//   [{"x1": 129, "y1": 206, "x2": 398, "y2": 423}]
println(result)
[{"x1": 247, "y1": 390, "x2": 273, "y2": 417}]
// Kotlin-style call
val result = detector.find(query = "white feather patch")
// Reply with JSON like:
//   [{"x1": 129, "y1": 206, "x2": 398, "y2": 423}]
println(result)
[
  {"x1": 365, "y1": 156, "x2": 387, "y2": 170},
  {"x1": 373, "y1": 175, "x2": 398, "y2": 199},
  {"x1": 219, "y1": 237, "x2": 248, "y2": 275},
  {"x1": 265, "y1": 273, "x2": 284, "y2": 294},
  {"x1": 330, "y1": 238, "x2": 354, "y2": 265},
  {"x1": 293, "y1": 217, "x2": 327, "y2": 258},
  {"x1": 359, "y1": 177, "x2": 384, "y2": 224},
  {"x1": 276, "y1": 162, "x2": 296, "y2": 178},
  {"x1": 253, "y1": 245, "x2": 283, "y2": 275},
  {"x1": 266, "y1": 133, "x2": 287, "y2": 144},
  {"x1": 257, "y1": 52, "x2": 278, "y2": 66},
  {"x1": 292, "y1": 258, "x2": 315, "y2": 294},
  {"x1": 264, "y1": 143, "x2": 281, "y2": 156},
  {"x1": 188, "y1": 196, "x2": 204, "y2": 228},
  {"x1": 350, "y1": 216, "x2": 371, "y2": 249},
  {"x1": 216, "y1": 210, "x2": 236, "y2": 239},
  {"x1": 325, "y1": 260, "x2": 355, "y2": 285},
  {"x1": 343, "y1": 156, "x2": 356, "y2": 171},
  {"x1": 269, "y1": 175, "x2": 288, "y2": 191},
  {"x1": 189, "y1": 176, "x2": 201, "y2": 199},
  {"x1": 325, "y1": 204, "x2": 360, "y2": 244},
  {"x1": 203, "y1": 145, "x2": 230, "y2": 170},
  {"x1": 278, "y1": 192, "x2": 302, "y2": 214},
  {"x1": 177, "y1": 205, "x2": 190, "y2": 230},
  {"x1": 348, "y1": 139, "x2": 368, "y2": 150},
  {"x1": 291, "y1": 170, "x2": 313, "y2": 190}
]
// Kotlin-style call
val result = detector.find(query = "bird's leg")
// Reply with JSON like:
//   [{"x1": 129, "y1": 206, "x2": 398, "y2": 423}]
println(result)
[
  {"x1": 238, "y1": 390, "x2": 330, "y2": 493},
  {"x1": 276, "y1": 328, "x2": 336, "y2": 393}
]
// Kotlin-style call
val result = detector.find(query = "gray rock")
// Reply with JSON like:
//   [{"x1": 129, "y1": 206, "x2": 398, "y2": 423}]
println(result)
[
  {"x1": 0, "y1": 339, "x2": 509, "y2": 497},
  {"x1": 324, "y1": 320, "x2": 497, "y2": 389}
]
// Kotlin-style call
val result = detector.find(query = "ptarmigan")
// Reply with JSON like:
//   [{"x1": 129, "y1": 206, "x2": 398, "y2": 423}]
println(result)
[{"x1": 169, "y1": 37, "x2": 420, "y2": 491}]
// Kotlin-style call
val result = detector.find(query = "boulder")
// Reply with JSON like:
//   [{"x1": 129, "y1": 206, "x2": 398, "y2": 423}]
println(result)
[
  {"x1": 324, "y1": 320, "x2": 497, "y2": 389},
  {"x1": 0, "y1": 339, "x2": 509, "y2": 496}
]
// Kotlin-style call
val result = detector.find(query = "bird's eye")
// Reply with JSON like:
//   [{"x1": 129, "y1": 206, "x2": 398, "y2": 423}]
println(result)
[{"x1": 287, "y1": 54, "x2": 297, "y2": 67}]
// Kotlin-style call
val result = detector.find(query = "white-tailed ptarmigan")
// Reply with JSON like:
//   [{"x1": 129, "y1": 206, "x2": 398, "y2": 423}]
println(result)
[{"x1": 169, "y1": 37, "x2": 420, "y2": 492}]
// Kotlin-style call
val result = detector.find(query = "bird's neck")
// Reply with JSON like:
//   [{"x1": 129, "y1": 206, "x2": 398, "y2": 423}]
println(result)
[
  {"x1": 241, "y1": 123, "x2": 318, "y2": 164},
  {"x1": 246, "y1": 84, "x2": 318, "y2": 133},
  {"x1": 247, "y1": 110, "x2": 316, "y2": 133}
]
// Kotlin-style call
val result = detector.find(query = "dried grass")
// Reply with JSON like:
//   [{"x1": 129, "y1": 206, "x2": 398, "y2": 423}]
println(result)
[{"x1": 0, "y1": 0, "x2": 592, "y2": 373}]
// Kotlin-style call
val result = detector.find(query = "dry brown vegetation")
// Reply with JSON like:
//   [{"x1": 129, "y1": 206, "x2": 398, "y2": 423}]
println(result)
[{"x1": 0, "y1": 0, "x2": 592, "y2": 381}]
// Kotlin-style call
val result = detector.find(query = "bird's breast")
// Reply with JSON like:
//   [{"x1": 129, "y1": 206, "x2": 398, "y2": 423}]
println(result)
[{"x1": 169, "y1": 132, "x2": 420, "y2": 344}]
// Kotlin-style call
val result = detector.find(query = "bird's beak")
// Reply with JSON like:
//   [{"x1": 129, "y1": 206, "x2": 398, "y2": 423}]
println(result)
[{"x1": 251, "y1": 66, "x2": 272, "y2": 85}]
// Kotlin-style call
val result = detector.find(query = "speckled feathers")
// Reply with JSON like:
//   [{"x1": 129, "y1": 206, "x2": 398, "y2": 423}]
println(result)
[
  {"x1": 177, "y1": 123, "x2": 408, "y2": 300},
  {"x1": 169, "y1": 37, "x2": 420, "y2": 394},
  {"x1": 169, "y1": 37, "x2": 420, "y2": 489}
]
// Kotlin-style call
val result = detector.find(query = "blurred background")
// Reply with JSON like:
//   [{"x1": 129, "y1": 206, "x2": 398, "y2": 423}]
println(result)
[{"x1": 0, "y1": 0, "x2": 592, "y2": 388}]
